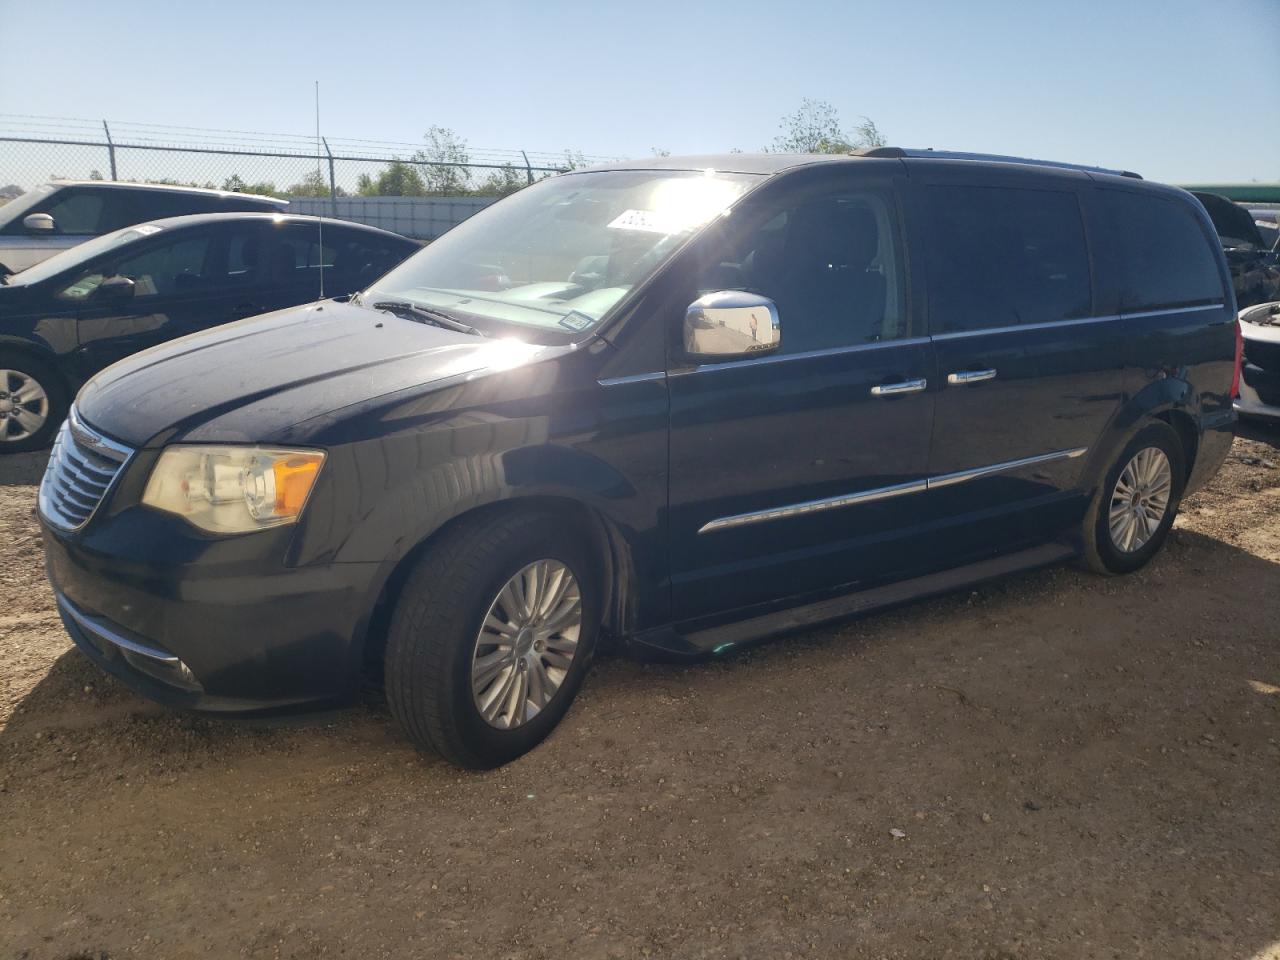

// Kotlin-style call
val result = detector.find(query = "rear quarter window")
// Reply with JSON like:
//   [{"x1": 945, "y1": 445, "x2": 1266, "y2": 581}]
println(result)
[{"x1": 1104, "y1": 191, "x2": 1224, "y2": 311}]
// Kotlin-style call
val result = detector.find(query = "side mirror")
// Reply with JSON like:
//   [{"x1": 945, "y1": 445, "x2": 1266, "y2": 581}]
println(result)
[
  {"x1": 23, "y1": 213, "x2": 55, "y2": 234},
  {"x1": 96, "y1": 275, "x2": 136, "y2": 300},
  {"x1": 684, "y1": 290, "x2": 780, "y2": 360}
]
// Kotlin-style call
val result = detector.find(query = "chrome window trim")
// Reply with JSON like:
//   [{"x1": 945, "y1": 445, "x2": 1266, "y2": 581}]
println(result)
[
  {"x1": 680, "y1": 336, "x2": 933, "y2": 375},
  {"x1": 1119, "y1": 303, "x2": 1226, "y2": 320},
  {"x1": 697, "y1": 447, "x2": 1088, "y2": 534},
  {"x1": 932, "y1": 314, "x2": 1120, "y2": 341},
  {"x1": 930, "y1": 302, "x2": 1226, "y2": 341}
]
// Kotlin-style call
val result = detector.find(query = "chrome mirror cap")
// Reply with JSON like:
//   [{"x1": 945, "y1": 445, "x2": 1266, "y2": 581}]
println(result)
[
  {"x1": 23, "y1": 213, "x2": 55, "y2": 234},
  {"x1": 684, "y1": 290, "x2": 780, "y2": 360}
]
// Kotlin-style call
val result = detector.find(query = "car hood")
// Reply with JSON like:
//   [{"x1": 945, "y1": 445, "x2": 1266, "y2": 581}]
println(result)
[{"x1": 76, "y1": 300, "x2": 566, "y2": 447}]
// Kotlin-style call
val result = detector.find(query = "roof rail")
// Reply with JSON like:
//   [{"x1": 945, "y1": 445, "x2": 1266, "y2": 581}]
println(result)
[{"x1": 854, "y1": 146, "x2": 1142, "y2": 180}]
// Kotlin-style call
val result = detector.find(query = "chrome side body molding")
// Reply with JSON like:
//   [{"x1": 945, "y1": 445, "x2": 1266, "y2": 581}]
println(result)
[{"x1": 698, "y1": 447, "x2": 1087, "y2": 534}]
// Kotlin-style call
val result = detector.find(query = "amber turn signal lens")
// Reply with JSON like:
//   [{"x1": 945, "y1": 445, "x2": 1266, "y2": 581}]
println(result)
[{"x1": 273, "y1": 454, "x2": 325, "y2": 516}]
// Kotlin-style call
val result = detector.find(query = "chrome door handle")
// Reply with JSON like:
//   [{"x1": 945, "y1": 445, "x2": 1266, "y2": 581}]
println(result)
[
  {"x1": 947, "y1": 368, "x2": 997, "y2": 385},
  {"x1": 870, "y1": 378, "x2": 927, "y2": 397}
]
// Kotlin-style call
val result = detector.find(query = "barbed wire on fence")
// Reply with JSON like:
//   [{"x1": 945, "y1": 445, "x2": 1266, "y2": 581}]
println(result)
[{"x1": 0, "y1": 115, "x2": 625, "y2": 203}]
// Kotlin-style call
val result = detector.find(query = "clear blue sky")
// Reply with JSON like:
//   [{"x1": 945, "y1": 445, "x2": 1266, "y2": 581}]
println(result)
[{"x1": 2, "y1": 0, "x2": 1277, "y2": 184}]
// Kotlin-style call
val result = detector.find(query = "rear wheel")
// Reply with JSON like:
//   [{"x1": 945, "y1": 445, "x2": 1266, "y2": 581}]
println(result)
[
  {"x1": 0, "y1": 352, "x2": 67, "y2": 454},
  {"x1": 384, "y1": 511, "x2": 600, "y2": 769},
  {"x1": 1080, "y1": 421, "x2": 1186, "y2": 575}
]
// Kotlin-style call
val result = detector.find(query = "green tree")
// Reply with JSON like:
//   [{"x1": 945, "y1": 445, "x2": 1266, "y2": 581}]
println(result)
[
  {"x1": 286, "y1": 168, "x2": 341, "y2": 197},
  {"x1": 477, "y1": 163, "x2": 527, "y2": 198},
  {"x1": 414, "y1": 126, "x2": 471, "y2": 195},
  {"x1": 221, "y1": 174, "x2": 280, "y2": 197},
  {"x1": 770, "y1": 98, "x2": 886, "y2": 153},
  {"x1": 356, "y1": 160, "x2": 427, "y2": 197}
]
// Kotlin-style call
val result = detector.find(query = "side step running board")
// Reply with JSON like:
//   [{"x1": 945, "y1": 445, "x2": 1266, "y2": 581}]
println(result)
[{"x1": 630, "y1": 542, "x2": 1075, "y2": 658}]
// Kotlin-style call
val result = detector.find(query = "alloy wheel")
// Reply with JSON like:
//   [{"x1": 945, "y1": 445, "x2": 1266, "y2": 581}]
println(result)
[
  {"x1": 0, "y1": 369, "x2": 49, "y2": 443},
  {"x1": 1108, "y1": 446, "x2": 1173, "y2": 553},
  {"x1": 470, "y1": 559, "x2": 582, "y2": 730}
]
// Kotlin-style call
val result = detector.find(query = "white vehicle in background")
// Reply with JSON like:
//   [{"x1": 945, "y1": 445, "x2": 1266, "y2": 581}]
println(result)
[
  {"x1": 0, "y1": 181, "x2": 287, "y2": 276},
  {"x1": 1237, "y1": 301, "x2": 1280, "y2": 421}
]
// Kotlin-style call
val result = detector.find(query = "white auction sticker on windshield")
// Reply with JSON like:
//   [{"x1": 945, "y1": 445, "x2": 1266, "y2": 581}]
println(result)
[{"x1": 607, "y1": 209, "x2": 681, "y2": 235}]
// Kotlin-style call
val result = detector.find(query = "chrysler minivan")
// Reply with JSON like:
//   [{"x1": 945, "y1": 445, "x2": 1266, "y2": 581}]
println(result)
[{"x1": 39, "y1": 149, "x2": 1239, "y2": 768}]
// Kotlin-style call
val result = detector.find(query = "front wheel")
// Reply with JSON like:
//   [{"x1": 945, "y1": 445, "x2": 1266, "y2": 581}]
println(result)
[
  {"x1": 1080, "y1": 421, "x2": 1186, "y2": 575},
  {"x1": 385, "y1": 511, "x2": 600, "y2": 769},
  {"x1": 0, "y1": 352, "x2": 67, "y2": 453}
]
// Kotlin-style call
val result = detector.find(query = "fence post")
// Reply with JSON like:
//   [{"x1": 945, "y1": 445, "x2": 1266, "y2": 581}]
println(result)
[
  {"x1": 102, "y1": 120, "x2": 118, "y2": 181},
  {"x1": 521, "y1": 150, "x2": 533, "y2": 186},
  {"x1": 322, "y1": 137, "x2": 337, "y2": 217}
]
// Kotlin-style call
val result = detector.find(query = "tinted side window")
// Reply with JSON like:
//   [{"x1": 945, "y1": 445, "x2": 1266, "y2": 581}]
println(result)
[
  {"x1": 116, "y1": 236, "x2": 214, "y2": 296},
  {"x1": 44, "y1": 189, "x2": 107, "y2": 234},
  {"x1": 224, "y1": 226, "x2": 266, "y2": 285},
  {"x1": 699, "y1": 188, "x2": 908, "y2": 353},
  {"x1": 132, "y1": 191, "x2": 218, "y2": 221},
  {"x1": 1105, "y1": 191, "x2": 1224, "y2": 310},
  {"x1": 59, "y1": 235, "x2": 214, "y2": 300},
  {"x1": 926, "y1": 185, "x2": 1091, "y2": 333},
  {"x1": 331, "y1": 232, "x2": 412, "y2": 290}
]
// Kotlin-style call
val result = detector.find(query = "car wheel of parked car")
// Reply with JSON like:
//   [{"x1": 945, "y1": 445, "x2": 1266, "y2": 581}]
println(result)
[
  {"x1": 385, "y1": 511, "x2": 601, "y2": 769},
  {"x1": 1081, "y1": 421, "x2": 1186, "y2": 575},
  {"x1": 0, "y1": 352, "x2": 67, "y2": 453}
]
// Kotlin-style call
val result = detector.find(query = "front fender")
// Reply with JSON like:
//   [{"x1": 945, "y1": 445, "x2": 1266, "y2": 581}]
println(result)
[{"x1": 322, "y1": 434, "x2": 646, "y2": 567}]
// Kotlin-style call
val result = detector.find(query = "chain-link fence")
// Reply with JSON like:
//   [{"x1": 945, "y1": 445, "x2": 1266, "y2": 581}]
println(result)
[{"x1": 0, "y1": 115, "x2": 622, "y2": 239}]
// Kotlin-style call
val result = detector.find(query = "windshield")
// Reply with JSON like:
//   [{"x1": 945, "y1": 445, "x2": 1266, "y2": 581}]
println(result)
[
  {"x1": 5, "y1": 222, "x2": 165, "y2": 286},
  {"x1": 363, "y1": 169, "x2": 760, "y2": 337}
]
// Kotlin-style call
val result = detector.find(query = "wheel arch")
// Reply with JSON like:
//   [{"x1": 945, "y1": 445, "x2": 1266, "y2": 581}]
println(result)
[
  {"x1": 1079, "y1": 379, "x2": 1202, "y2": 496},
  {"x1": 356, "y1": 494, "x2": 635, "y2": 678}
]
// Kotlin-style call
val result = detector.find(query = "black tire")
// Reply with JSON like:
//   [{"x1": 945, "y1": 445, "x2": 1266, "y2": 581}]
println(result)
[
  {"x1": 385, "y1": 510, "x2": 601, "y2": 769},
  {"x1": 1080, "y1": 421, "x2": 1186, "y2": 575},
  {"x1": 0, "y1": 350, "x2": 68, "y2": 454}
]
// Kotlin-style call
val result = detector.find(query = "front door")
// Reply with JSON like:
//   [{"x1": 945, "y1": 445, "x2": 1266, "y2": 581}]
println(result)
[
  {"x1": 667, "y1": 171, "x2": 937, "y2": 623},
  {"x1": 69, "y1": 222, "x2": 271, "y2": 376},
  {"x1": 913, "y1": 169, "x2": 1125, "y2": 555}
]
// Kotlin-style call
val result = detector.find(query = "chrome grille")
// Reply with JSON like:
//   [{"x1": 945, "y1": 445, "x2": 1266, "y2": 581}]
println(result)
[{"x1": 38, "y1": 408, "x2": 133, "y2": 531}]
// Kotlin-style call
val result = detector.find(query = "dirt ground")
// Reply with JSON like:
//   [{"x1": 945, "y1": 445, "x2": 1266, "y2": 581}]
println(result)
[{"x1": 1, "y1": 427, "x2": 1278, "y2": 960}]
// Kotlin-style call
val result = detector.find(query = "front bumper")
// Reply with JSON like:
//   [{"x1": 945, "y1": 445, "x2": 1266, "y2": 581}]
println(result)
[{"x1": 42, "y1": 513, "x2": 382, "y2": 714}]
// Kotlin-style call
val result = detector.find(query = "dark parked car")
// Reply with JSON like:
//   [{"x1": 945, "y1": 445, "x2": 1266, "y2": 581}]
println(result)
[
  {"x1": 1191, "y1": 191, "x2": 1280, "y2": 308},
  {"x1": 39, "y1": 150, "x2": 1238, "y2": 768},
  {"x1": 0, "y1": 180, "x2": 288, "y2": 276},
  {"x1": 0, "y1": 213, "x2": 417, "y2": 450}
]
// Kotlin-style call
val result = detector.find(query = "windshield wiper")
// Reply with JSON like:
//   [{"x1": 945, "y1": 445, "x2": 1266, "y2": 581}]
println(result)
[{"x1": 370, "y1": 300, "x2": 482, "y2": 337}]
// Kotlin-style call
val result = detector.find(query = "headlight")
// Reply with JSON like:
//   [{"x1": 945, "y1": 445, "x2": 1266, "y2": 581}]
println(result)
[{"x1": 141, "y1": 446, "x2": 326, "y2": 534}]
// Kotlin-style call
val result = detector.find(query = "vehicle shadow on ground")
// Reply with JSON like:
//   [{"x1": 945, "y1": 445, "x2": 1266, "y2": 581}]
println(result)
[
  {"x1": 3, "y1": 529, "x2": 1279, "y2": 957},
  {"x1": 1237, "y1": 416, "x2": 1280, "y2": 448},
  {"x1": 0, "y1": 448, "x2": 48, "y2": 486}
]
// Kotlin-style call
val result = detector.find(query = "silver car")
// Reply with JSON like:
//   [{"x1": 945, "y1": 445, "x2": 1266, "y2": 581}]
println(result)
[{"x1": 0, "y1": 181, "x2": 287, "y2": 276}]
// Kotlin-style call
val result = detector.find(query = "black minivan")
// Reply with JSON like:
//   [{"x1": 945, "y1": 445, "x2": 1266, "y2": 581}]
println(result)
[{"x1": 39, "y1": 150, "x2": 1239, "y2": 768}]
